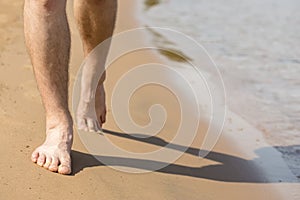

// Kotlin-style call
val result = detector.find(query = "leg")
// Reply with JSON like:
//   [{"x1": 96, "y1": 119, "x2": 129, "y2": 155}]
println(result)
[
  {"x1": 24, "y1": 0, "x2": 73, "y2": 174},
  {"x1": 74, "y1": 0, "x2": 117, "y2": 132}
]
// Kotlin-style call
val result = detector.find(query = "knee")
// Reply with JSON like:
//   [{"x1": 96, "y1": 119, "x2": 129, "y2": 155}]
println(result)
[{"x1": 26, "y1": 0, "x2": 66, "y2": 13}]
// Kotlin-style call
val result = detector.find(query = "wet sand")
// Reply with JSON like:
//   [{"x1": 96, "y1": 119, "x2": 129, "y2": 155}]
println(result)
[
  {"x1": 139, "y1": 0, "x2": 300, "y2": 179},
  {"x1": 0, "y1": 0, "x2": 299, "y2": 199}
]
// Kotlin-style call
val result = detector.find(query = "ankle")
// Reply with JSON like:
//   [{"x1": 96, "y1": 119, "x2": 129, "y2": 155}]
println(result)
[
  {"x1": 45, "y1": 113, "x2": 73, "y2": 145},
  {"x1": 46, "y1": 110, "x2": 73, "y2": 130}
]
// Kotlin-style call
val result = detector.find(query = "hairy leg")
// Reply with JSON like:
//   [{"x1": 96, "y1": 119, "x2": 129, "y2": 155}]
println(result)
[
  {"x1": 24, "y1": 0, "x2": 73, "y2": 174},
  {"x1": 74, "y1": 0, "x2": 117, "y2": 132}
]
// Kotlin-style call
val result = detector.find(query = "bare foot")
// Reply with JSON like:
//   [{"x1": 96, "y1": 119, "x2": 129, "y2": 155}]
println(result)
[
  {"x1": 31, "y1": 114, "x2": 73, "y2": 175},
  {"x1": 76, "y1": 83, "x2": 106, "y2": 132}
]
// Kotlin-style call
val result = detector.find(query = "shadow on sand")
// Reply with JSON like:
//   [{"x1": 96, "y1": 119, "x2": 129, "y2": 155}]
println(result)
[{"x1": 71, "y1": 129, "x2": 298, "y2": 183}]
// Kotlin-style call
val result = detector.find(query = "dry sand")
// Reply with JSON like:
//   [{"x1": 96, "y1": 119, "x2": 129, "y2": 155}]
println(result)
[{"x1": 0, "y1": 0, "x2": 299, "y2": 199}]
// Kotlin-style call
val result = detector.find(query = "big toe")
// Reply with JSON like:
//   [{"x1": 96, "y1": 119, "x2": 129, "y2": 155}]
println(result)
[
  {"x1": 58, "y1": 165, "x2": 71, "y2": 175},
  {"x1": 58, "y1": 156, "x2": 71, "y2": 175}
]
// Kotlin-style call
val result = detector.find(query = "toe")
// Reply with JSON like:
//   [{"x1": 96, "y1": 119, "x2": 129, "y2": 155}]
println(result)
[
  {"x1": 49, "y1": 157, "x2": 59, "y2": 172},
  {"x1": 37, "y1": 153, "x2": 46, "y2": 166},
  {"x1": 100, "y1": 113, "x2": 106, "y2": 124},
  {"x1": 77, "y1": 117, "x2": 88, "y2": 132},
  {"x1": 58, "y1": 165, "x2": 71, "y2": 175},
  {"x1": 31, "y1": 151, "x2": 39, "y2": 163},
  {"x1": 58, "y1": 155, "x2": 71, "y2": 175},
  {"x1": 94, "y1": 121, "x2": 102, "y2": 133},
  {"x1": 87, "y1": 119, "x2": 96, "y2": 132},
  {"x1": 43, "y1": 156, "x2": 52, "y2": 169}
]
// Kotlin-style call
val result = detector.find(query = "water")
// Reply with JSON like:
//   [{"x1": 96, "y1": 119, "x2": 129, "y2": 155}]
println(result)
[{"x1": 138, "y1": 0, "x2": 300, "y2": 178}]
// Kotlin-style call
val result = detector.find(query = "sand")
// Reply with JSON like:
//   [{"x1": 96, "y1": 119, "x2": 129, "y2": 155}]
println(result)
[{"x1": 0, "y1": 0, "x2": 299, "y2": 199}]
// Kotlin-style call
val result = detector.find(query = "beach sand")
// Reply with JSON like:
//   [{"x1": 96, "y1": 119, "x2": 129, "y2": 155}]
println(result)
[{"x1": 0, "y1": 0, "x2": 299, "y2": 199}]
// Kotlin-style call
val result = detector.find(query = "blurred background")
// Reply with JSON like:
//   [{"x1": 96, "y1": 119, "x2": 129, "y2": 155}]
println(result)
[{"x1": 140, "y1": 0, "x2": 300, "y2": 179}]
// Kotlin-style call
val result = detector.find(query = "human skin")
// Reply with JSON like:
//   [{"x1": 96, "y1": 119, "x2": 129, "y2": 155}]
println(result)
[
  {"x1": 24, "y1": 0, "x2": 117, "y2": 175},
  {"x1": 74, "y1": 0, "x2": 117, "y2": 132}
]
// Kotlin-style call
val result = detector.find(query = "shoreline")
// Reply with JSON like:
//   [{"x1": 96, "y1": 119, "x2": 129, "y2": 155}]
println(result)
[
  {"x1": 136, "y1": 0, "x2": 300, "y2": 181},
  {"x1": 139, "y1": 0, "x2": 300, "y2": 182},
  {"x1": 0, "y1": 0, "x2": 299, "y2": 200},
  {"x1": 119, "y1": 0, "x2": 300, "y2": 193}
]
